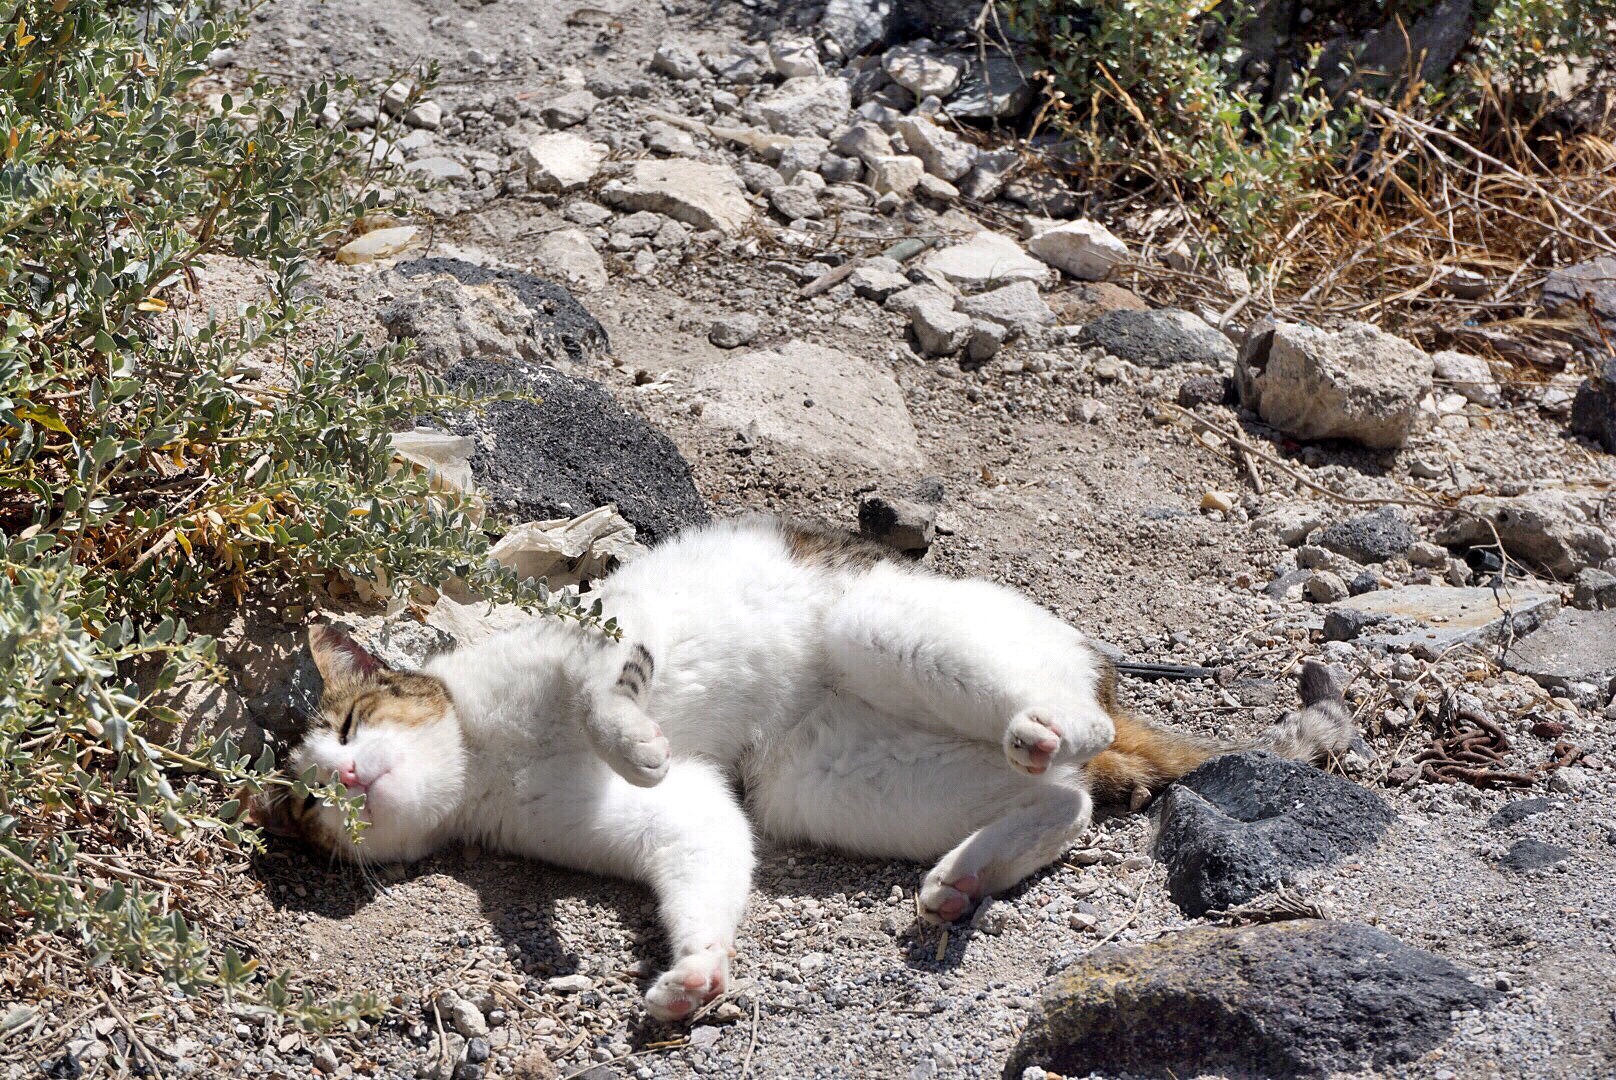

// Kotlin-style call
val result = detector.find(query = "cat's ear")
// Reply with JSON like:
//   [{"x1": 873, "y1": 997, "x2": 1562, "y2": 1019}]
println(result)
[
  {"x1": 244, "y1": 786, "x2": 302, "y2": 840},
  {"x1": 307, "y1": 624, "x2": 386, "y2": 686}
]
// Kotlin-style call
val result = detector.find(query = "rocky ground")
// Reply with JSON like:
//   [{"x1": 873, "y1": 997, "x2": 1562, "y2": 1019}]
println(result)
[{"x1": 15, "y1": 1, "x2": 1616, "y2": 1078}]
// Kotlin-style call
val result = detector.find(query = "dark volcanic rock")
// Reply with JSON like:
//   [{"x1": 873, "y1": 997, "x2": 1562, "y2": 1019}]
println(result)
[
  {"x1": 1571, "y1": 357, "x2": 1616, "y2": 454},
  {"x1": 1007, "y1": 920, "x2": 1497, "y2": 1079},
  {"x1": 1486, "y1": 797, "x2": 1557, "y2": 830},
  {"x1": 1077, "y1": 308, "x2": 1236, "y2": 368},
  {"x1": 1316, "y1": 506, "x2": 1416, "y2": 564},
  {"x1": 1152, "y1": 751, "x2": 1394, "y2": 916},
  {"x1": 444, "y1": 358, "x2": 707, "y2": 544},
  {"x1": 1497, "y1": 838, "x2": 1573, "y2": 871}
]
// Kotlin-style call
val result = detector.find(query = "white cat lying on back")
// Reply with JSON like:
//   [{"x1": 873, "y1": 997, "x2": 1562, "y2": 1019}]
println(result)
[{"x1": 253, "y1": 516, "x2": 1351, "y2": 1021}]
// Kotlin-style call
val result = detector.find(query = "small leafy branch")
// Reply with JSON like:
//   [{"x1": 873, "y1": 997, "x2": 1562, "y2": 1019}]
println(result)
[{"x1": 0, "y1": 0, "x2": 587, "y2": 1035}]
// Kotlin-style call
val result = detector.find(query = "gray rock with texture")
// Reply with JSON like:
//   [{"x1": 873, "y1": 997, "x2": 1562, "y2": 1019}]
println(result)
[
  {"x1": 1152, "y1": 751, "x2": 1394, "y2": 916},
  {"x1": 1076, "y1": 308, "x2": 1236, "y2": 368},
  {"x1": 955, "y1": 281, "x2": 1055, "y2": 338},
  {"x1": 1434, "y1": 490, "x2": 1616, "y2": 577},
  {"x1": 1008, "y1": 920, "x2": 1496, "y2": 1079},
  {"x1": 946, "y1": 55, "x2": 1033, "y2": 118},
  {"x1": 1235, "y1": 320, "x2": 1434, "y2": 449},
  {"x1": 1497, "y1": 839, "x2": 1573, "y2": 871},
  {"x1": 689, "y1": 340, "x2": 925, "y2": 472},
  {"x1": 1315, "y1": 507, "x2": 1416, "y2": 564},
  {"x1": 1321, "y1": 583, "x2": 1560, "y2": 656},
  {"x1": 444, "y1": 357, "x2": 707, "y2": 543},
  {"x1": 385, "y1": 258, "x2": 608, "y2": 370},
  {"x1": 1542, "y1": 255, "x2": 1616, "y2": 338}
]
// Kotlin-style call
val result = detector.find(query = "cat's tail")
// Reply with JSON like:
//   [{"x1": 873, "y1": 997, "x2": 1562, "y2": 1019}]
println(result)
[{"x1": 1085, "y1": 659, "x2": 1355, "y2": 811}]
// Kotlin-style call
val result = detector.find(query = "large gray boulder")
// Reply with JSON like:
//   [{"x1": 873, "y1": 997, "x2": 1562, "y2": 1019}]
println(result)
[
  {"x1": 1007, "y1": 920, "x2": 1497, "y2": 1079},
  {"x1": 1235, "y1": 320, "x2": 1433, "y2": 449}
]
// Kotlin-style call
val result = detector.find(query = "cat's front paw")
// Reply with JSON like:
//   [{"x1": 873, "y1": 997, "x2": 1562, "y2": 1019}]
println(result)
[
  {"x1": 591, "y1": 709, "x2": 671, "y2": 788},
  {"x1": 644, "y1": 945, "x2": 729, "y2": 1022},
  {"x1": 916, "y1": 869, "x2": 982, "y2": 925}
]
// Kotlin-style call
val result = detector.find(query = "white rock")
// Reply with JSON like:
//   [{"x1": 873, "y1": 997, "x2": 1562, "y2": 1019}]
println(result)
[
  {"x1": 915, "y1": 173, "x2": 958, "y2": 202},
  {"x1": 883, "y1": 43, "x2": 966, "y2": 99},
  {"x1": 910, "y1": 293, "x2": 972, "y2": 356},
  {"x1": 690, "y1": 340, "x2": 925, "y2": 471},
  {"x1": 649, "y1": 40, "x2": 701, "y2": 80},
  {"x1": 602, "y1": 159, "x2": 753, "y2": 235},
  {"x1": 335, "y1": 225, "x2": 420, "y2": 265},
  {"x1": 832, "y1": 122, "x2": 894, "y2": 165},
  {"x1": 1235, "y1": 321, "x2": 1434, "y2": 450},
  {"x1": 867, "y1": 154, "x2": 925, "y2": 196},
  {"x1": 650, "y1": 41, "x2": 704, "y2": 81},
  {"x1": 966, "y1": 319, "x2": 1007, "y2": 363},
  {"x1": 406, "y1": 156, "x2": 470, "y2": 183},
  {"x1": 1026, "y1": 219, "x2": 1129, "y2": 280},
  {"x1": 403, "y1": 100, "x2": 443, "y2": 130},
  {"x1": 522, "y1": 132, "x2": 608, "y2": 192},
  {"x1": 956, "y1": 280, "x2": 1056, "y2": 338},
  {"x1": 769, "y1": 37, "x2": 824, "y2": 78},
  {"x1": 895, "y1": 116, "x2": 976, "y2": 181},
  {"x1": 380, "y1": 79, "x2": 412, "y2": 117},
  {"x1": 753, "y1": 76, "x2": 853, "y2": 137},
  {"x1": 542, "y1": 90, "x2": 599, "y2": 128},
  {"x1": 769, "y1": 184, "x2": 823, "y2": 221},
  {"x1": 545, "y1": 974, "x2": 593, "y2": 994},
  {"x1": 1432, "y1": 349, "x2": 1500, "y2": 406},
  {"x1": 435, "y1": 990, "x2": 488, "y2": 1038},
  {"x1": 534, "y1": 228, "x2": 607, "y2": 290},
  {"x1": 920, "y1": 231, "x2": 1051, "y2": 289}
]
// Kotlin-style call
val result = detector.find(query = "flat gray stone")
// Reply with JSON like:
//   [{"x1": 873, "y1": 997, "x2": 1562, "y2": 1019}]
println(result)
[
  {"x1": 1326, "y1": 584, "x2": 1560, "y2": 653},
  {"x1": 1502, "y1": 608, "x2": 1616, "y2": 690},
  {"x1": 601, "y1": 159, "x2": 753, "y2": 235},
  {"x1": 690, "y1": 340, "x2": 924, "y2": 472},
  {"x1": 1497, "y1": 839, "x2": 1573, "y2": 871}
]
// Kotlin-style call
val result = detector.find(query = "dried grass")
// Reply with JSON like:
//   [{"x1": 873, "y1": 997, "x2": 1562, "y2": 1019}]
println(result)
[{"x1": 1109, "y1": 79, "x2": 1616, "y2": 372}]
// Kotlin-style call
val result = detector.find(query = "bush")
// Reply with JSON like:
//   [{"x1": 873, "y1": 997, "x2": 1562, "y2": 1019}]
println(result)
[
  {"x1": 1005, "y1": 0, "x2": 1616, "y2": 260},
  {"x1": 0, "y1": 0, "x2": 577, "y2": 1029}
]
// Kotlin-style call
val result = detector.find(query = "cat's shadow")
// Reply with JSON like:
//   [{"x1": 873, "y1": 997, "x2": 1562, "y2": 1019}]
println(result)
[{"x1": 251, "y1": 833, "x2": 1088, "y2": 1040}]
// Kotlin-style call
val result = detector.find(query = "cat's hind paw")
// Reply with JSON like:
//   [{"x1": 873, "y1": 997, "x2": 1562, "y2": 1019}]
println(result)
[
  {"x1": 644, "y1": 945, "x2": 729, "y2": 1022},
  {"x1": 1003, "y1": 711, "x2": 1063, "y2": 775},
  {"x1": 916, "y1": 871, "x2": 981, "y2": 925}
]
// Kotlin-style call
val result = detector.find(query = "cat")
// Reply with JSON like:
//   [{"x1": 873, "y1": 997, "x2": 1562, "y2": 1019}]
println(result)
[{"x1": 250, "y1": 515, "x2": 1353, "y2": 1022}]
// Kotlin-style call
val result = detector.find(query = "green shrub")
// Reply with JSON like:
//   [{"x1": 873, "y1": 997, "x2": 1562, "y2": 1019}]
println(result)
[{"x1": 0, "y1": 0, "x2": 578, "y2": 1029}]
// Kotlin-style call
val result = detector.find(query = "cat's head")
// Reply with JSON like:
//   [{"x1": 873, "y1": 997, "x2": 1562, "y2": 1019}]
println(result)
[{"x1": 249, "y1": 625, "x2": 467, "y2": 863}]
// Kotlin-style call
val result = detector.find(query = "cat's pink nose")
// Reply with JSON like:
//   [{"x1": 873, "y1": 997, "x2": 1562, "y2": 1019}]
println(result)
[{"x1": 337, "y1": 762, "x2": 365, "y2": 791}]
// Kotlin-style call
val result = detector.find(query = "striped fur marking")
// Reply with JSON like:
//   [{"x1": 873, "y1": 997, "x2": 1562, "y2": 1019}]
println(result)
[{"x1": 615, "y1": 644, "x2": 655, "y2": 700}]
